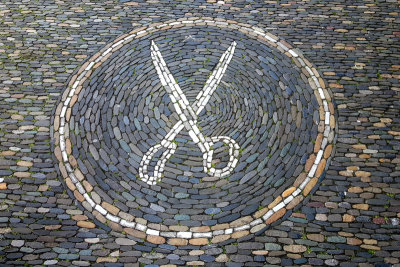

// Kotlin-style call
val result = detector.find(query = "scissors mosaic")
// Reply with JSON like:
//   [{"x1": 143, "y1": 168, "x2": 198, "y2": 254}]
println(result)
[{"x1": 139, "y1": 41, "x2": 240, "y2": 185}]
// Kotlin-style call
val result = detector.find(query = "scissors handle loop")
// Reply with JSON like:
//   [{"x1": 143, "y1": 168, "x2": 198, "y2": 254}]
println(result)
[{"x1": 203, "y1": 136, "x2": 240, "y2": 178}]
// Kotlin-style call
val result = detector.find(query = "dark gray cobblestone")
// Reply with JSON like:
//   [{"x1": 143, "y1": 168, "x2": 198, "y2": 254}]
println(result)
[{"x1": 0, "y1": 0, "x2": 399, "y2": 266}]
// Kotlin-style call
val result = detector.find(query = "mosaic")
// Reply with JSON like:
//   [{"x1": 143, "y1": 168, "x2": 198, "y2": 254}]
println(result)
[
  {"x1": 140, "y1": 41, "x2": 239, "y2": 185},
  {"x1": 52, "y1": 18, "x2": 336, "y2": 246}
]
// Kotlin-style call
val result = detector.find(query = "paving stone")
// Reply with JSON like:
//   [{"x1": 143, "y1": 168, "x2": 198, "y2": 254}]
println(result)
[
  {"x1": 264, "y1": 243, "x2": 282, "y2": 251},
  {"x1": 283, "y1": 244, "x2": 307, "y2": 253},
  {"x1": 11, "y1": 240, "x2": 24, "y2": 247},
  {"x1": 115, "y1": 238, "x2": 137, "y2": 246}
]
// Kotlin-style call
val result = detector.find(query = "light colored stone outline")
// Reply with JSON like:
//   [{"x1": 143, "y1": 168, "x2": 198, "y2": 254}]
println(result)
[
  {"x1": 53, "y1": 17, "x2": 336, "y2": 245},
  {"x1": 139, "y1": 41, "x2": 240, "y2": 185}
]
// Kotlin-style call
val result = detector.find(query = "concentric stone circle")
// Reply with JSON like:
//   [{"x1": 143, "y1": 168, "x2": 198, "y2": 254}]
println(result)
[{"x1": 52, "y1": 17, "x2": 336, "y2": 246}]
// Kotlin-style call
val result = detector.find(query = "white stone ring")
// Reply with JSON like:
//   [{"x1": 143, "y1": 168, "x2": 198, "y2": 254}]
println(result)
[{"x1": 139, "y1": 41, "x2": 240, "y2": 185}]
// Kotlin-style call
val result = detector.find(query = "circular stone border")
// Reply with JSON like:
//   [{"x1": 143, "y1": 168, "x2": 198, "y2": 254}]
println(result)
[{"x1": 52, "y1": 17, "x2": 337, "y2": 246}]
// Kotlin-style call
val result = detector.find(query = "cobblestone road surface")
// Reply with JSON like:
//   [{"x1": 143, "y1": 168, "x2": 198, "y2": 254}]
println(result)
[{"x1": 0, "y1": 0, "x2": 399, "y2": 266}]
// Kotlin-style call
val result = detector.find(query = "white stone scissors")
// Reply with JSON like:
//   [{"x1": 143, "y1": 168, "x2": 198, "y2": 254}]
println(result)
[{"x1": 139, "y1": 41, "x2": 240, "y2": 185}]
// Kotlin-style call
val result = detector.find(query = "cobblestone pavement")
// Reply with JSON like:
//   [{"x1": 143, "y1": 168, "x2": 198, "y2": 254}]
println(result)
[{"x1": 0, "y1": 0, "x2": 399, "y2": 266}]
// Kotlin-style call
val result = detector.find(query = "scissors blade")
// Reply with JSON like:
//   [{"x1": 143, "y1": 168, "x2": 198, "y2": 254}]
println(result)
[
  {"x1": 151, "y1": 41, "x2": 197, "y2": 119},
  {"x1": 193, "y1": 41, "x2": 236, "y2": 115}
]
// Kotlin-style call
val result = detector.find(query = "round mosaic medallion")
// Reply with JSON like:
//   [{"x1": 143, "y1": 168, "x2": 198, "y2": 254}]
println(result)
[{"x1": 52, "y1": 18, "x2": 336, "y2": 245}]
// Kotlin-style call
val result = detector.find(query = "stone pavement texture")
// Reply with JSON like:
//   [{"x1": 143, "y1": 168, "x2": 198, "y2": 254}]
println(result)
[{"x1": 0, "y1": 0, "x2": 399, "y2": 266}]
